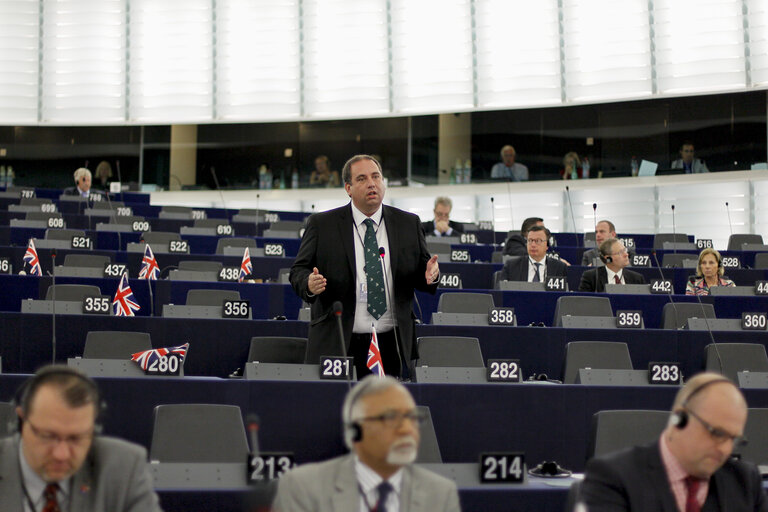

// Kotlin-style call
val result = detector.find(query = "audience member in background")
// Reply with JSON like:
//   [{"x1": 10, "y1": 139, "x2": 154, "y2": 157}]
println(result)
[
  {"x1": 490, "y1": 145, "x2": 529, "y2": 181},
  {"x1": 310, "y1": 155, "x2": 340, "y2": 188},
  {"x1": 0, "y1": 365, "x2": 162, "y2": 511},
  {"x1": 94, "y1": 161, "x2": 113, "y2": 190},
  {"x1": 63, "y1": 167, "x2": 93, "y2": 198},
  {"x1": 580, "y1": 372, "x2": 765, "y2": 512},
  {"x1": 503, "y1": 217, "x2": 543, "y2": 256},
  {"x1": 581, "y1": 220, "x2": 636, "y2": 266},
  {"x1": 685, "y1": 248, "x2": 735, "y2": 296},
  {"x1": 498, "y1": 226, "x2": 567, "y2": 283},
  {"x1": 422, "y1": 196, "x2": 463, "y2": 236},
  {"x1": 671, "y1": 141, "x2": 709, "y2": 174},
  {"x1": 273, "y1": 375, "x2": 460, "y2": 512},
  {"x1": 579, "y1": 238, "x2": 645, "y2": 292},
  {"x1": 560, "y1": 152, "x2": 584, "y2": 179}
]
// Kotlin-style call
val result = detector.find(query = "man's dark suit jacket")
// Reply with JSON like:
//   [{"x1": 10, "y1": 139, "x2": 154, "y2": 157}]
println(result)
[
  {"x1": 421, "y1": 219, "x2": 463, "y2": 236},
  {"x1": 579, "y1": 266, "x2": 646, "y2": 292},
  {"x1": 290, "y1": 203, "x2": 437, "y2": 364},
  {"x1": 498, "y1": 256, "x2": 567, "y2": 282},
  {"x1": 581, "y1": 440, "x2": 768, "y2": 512}
]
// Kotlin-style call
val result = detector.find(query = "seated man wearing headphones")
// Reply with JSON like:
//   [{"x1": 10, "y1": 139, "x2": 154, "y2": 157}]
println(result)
[
  {"x1": 498, "y1": 225, "x2": 567, "y2": 282},
  {"x1": 273, "y1": 375, "x2": 459, "y2": 512},
  {"x1": 0, "y1": 365, "x2": 162, "y2": 511},
  {"x1": 580, "y1": 373, "x2": 765, "y2": 511},
  {"x1": 578, "y1": 238, "x2": 645, "y2": 292},
  {"x1": 63, "y1": 168, "x2": 94, "y2": 198}
]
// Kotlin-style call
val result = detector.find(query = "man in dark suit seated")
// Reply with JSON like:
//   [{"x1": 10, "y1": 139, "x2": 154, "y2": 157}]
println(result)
[
  {"x1": 579, "y1": 238, "x2": 645, "y2": 292},
  {"x1": 0, "y1": 365, "x2": 162, "y2": 511},
  {"x1": 498, "y1": 225, "x2": 567, "y2": 283},
  {"x1": 62, "y1": 167, "x2": 93, "y2": 198},
  {"x1": 582, "y1": 219, "x2": 636, "y2": 266},
  {"x1": 421, "y1": 196, "x2": 463, "y2": 237},
  {"x1": 580, "y1": 372, "x2": 767, "y2": 512},
  {"x1": 273, "y1": 375, "x2": 460, "y2": 512}
]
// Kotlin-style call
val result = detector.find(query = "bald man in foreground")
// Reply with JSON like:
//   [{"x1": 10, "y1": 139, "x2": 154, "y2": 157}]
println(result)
[{"x1": 580, "y1": 372, "x2": 767, "y2": 511}]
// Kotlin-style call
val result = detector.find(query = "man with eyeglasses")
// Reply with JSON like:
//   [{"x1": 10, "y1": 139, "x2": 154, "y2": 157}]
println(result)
[
  {"x1": 579, "y1": 238, "x2": 645, "y2": 292},
  {"x1": 422, "y1": 196, "x2": 463, "y2": 237},
  {"x1": 498, "y1": 225, "x2": 567, "y2": 283},
  {"x1": 273, "y1": 375, "x2": 460, "y2": 512},
  {"x1": 0, "y1": 365, "x2": 162, "y2": 511},
  {"x1": 580, "y1": 372, "x2": 767, "y2": 511}
]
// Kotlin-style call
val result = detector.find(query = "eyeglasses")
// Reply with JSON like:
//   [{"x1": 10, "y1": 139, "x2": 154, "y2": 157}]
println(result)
[
  {"x1": 685, "y1": 408, "x2": 747, "y2": 447},
  {"x1": 26, "y1": 421, "x2": 94, "y2": 449},
  {"x1": 526, "y1": 239, "x2": 547, "y2": 245},
  {"x1": 359, "y1": 409, "x2": 426, "y2": 429}
]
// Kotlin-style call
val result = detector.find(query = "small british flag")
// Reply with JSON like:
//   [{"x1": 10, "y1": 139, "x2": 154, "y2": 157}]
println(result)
[
  {"x1": 138, "y1": 243, "x2": 160, "y2": 280},
  {"x1": 112, "y1": 272, "x2": 140, "y2": 316},
  {"x1": 366, "y1": 325, "x2": 385, "y2": 377},
  {"x1": 23, "y1": 239, "x2": 42, "y2": 276},
  {"x1": 131, "y1": 343, "x2": 189, "y2": 370},
  {"x1": 238, "y1": 246, "x2": 252, "y2": 283}
]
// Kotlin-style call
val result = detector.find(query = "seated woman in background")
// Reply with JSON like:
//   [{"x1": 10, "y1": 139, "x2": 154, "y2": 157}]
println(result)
[
  {"x1": 685, "y1": 247, "x2": 735, "y2": 295},
  {"x1": 560, "y1": 151, "x2": 584, "y2": 179}
]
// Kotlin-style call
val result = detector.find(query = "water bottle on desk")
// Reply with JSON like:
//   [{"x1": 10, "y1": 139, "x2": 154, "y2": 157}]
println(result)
[
  {"x1": 582, "y1": 157, "x2": 590, "y2": 179},
  {"x1": 631, "y1": 157, "x2": 639, "y2": 177}
]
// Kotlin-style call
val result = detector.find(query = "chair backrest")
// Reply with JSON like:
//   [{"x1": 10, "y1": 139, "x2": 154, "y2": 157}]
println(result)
[
  {"x1": 754, "y1": 253, "x2": 768, "y2": 269},
  {"x1": 727, "y1": 234, "x2": 763, "y2": 251},
  {"x1": 20, "y1": 197, "x2": 52, "y2": 207},
  {"x1": 141, "y1": 231, "x2": 181, "y2": 245},
  {"x1": 653, "y1": 233, "x2": 689, "y2": 249},
  {"x1": 705, "y1": 343, "x2": 768, "y2": 381},
  {"x1": 660, "y1": 303, "x2": 715, "y2": 329},
  {"x1": 26, "y1": 211, "x2": 62, "y2": 221},
  {"x1": 588, "y1": 410, "x2": 669, "y2": 460},
  {"x1": 437, "y1": 292, "x2": 495, "y2": 314},
  {"x1": 194, "y1": 218, "x2": 228, "y2": 228},
  {"x1": 553, "y1": 296, "x2": 613, "y2": 327},
  {"x1": 416, "y1": 336, "x2": 484, "y2": 367},
  {"x1": 113, "y1": 215, "x2": 145, "y2": 225},
  {"x1": 45, "y1": 228, "x2": 85, "y2": 241},
  {"x1": 0, "y1": 402, "x2": 14, "y2": 437},
  {"x1": 415, "y1": 405, "x2": 442, "y2": 463},
  {"x1": 178, "y1": 260, "x2": 223, "y2": 272},
  {"x1": 83, "y1": 331, "x2": 152, "y2": 359},
  {"x1": 150, "y1": 404, "x2": 249, "y2": 462},
  {"x1": 269, "y1": 220, "x2": 304, "y2": 231},
  {"x1": 161, "y1": 206, "x2": 192, "y2": 213},
  {"x1": 737, "y1": 408, "x2": 768, "y2": 466},
  {"x1": 563, "y1": 341, "x2": 632, "y2": 384},
  {"x1": 45, "y1": 284, "x2": 102, "y2": 301},
  {"x1": 216, "y1": 237, "x2": 257, "y2": 254},
  {"x1": 185, "y1": 289, "x2": 241, "y2": 306},
  {"x1": 247, "y1": 337, "x2": 307, "y2": 364},
  {"x1": 63, "y1": 254, "x2": 111, "y2": 268},
  {"x1": 491, "y1": 251, "x2": 504, "y2": 264},
  {"x1": 661, "y1": 253, "x2": 695, "y2": 268}
]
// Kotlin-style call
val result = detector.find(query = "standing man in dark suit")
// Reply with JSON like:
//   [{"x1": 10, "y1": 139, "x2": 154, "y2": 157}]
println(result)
[
  {"x1": 579, "y1": 238, "x2": 645, "y2": 292},
  {"x1": 580, "y1": 372, "x2": 766, "y2": 512},
  {"x1": 273, "y1": 375, "x2": 460, "y2": 512},
  {"x1": 290, "y1": 155, "x2": 440, "y2": 378},
  {"x1": 498, "y1": 225, "x2": 567, "y2": 282},
  {"x1": 421, "y1": 197, "x2": 463, "y2": 237},
  {"x1": 0, "y1": 365, "x2": 162, "y2": 512}
]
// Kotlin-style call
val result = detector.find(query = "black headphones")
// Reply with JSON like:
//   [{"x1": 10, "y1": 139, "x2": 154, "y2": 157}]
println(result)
[
  {"x1": 11, "y1": 366, "x2": 104, "y2": 435},
  {"x1": 669, "y1": 377, "x2": 733, "y2": 430}
]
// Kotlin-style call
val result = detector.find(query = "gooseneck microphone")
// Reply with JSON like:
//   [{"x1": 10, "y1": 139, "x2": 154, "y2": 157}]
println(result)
[
  {"x1": 246, "y1": 413, "x2": 261, "y2": 456},
  {"x1": 592, "y1": 203, "x2": 597, "y2": 233},
  {"x1": 725, "y1": 202, "x2": 733, "y2": 236},
  {"x1": 565, "y1": 186, "x2": 578, "y2": 246},
  {"x1": 490, "y1": 197, "x2": 497, "y2": 247},
  {"x1": 671, "y1": 204, "x2": 677, "y2": 254},
  {"x1": 210, "y1": 166, "x2": 228, "y2": 213},
  {"x1": 332, "y1": 301, "x2": 352, "y2": 389},
  {"x1": 378, "y1": 247, "x2": 405, "y2": 378},
  {"x1": 651, "y1": 250, "x2": 680, "y2": 328},
  {"x1": 51, "y1": 251, "x2": 56, "y2": 363}
]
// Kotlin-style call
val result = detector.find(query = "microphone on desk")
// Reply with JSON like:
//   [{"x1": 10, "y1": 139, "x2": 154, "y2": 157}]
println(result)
[
  {"x1": 565, "y1": 186, "x2": 578, "y2": 247},
  {"x1": 490, "y1": 197, "x2": 497, "y2": 247},
  {"x1": 725, "y1": 202, "x2": 734, "y2": 236},
  {"x1": 50, "y1": 251, "x2": 57, "y2": 363},
  {"x1": 246, "y1": 413, "x2": 261, "y2": 456},
  {"x1": 379, "y1": 247, "x2": 405, "y2": 378},
  {"x1": 333, "y1": 301, "x2": 353, "y2": 389},
  {"x1": 671, "y1": 204, "x2": 677, "y2": 254}
]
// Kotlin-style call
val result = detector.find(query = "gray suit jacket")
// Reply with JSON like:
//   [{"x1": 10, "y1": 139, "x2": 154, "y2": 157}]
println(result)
[
  {"x1": 0, "y1": 435, "x2": 162, "y2": 512},
  {"x1": 272, "y1": 454, "x2": 460, "y2": 512}
]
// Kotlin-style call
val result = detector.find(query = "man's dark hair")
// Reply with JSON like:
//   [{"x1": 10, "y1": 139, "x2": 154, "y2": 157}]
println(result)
[
  {"x1": 341, "y1": 155, "x2": 382, "y2": 185},
  {"x1": 527, "y1": 225, "x2": 551, "y2": 244},
  {"x1": 19, "y1": 365, "x2": 100, "y2": 418},
  {"x1": 680, "y1": 140, "x2": 695, "y2": 150},
  {"x1": 520, "y1": 217, "x2": 543, "y2": 236},
  {"x1": 597, "y1": 219, "x2": 616, "y2": 233}
]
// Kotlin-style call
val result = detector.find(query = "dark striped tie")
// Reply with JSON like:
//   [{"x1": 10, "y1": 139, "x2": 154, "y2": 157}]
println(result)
[{"x1": 363, "y1": 218, "x2": 386, "y2": 319}]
